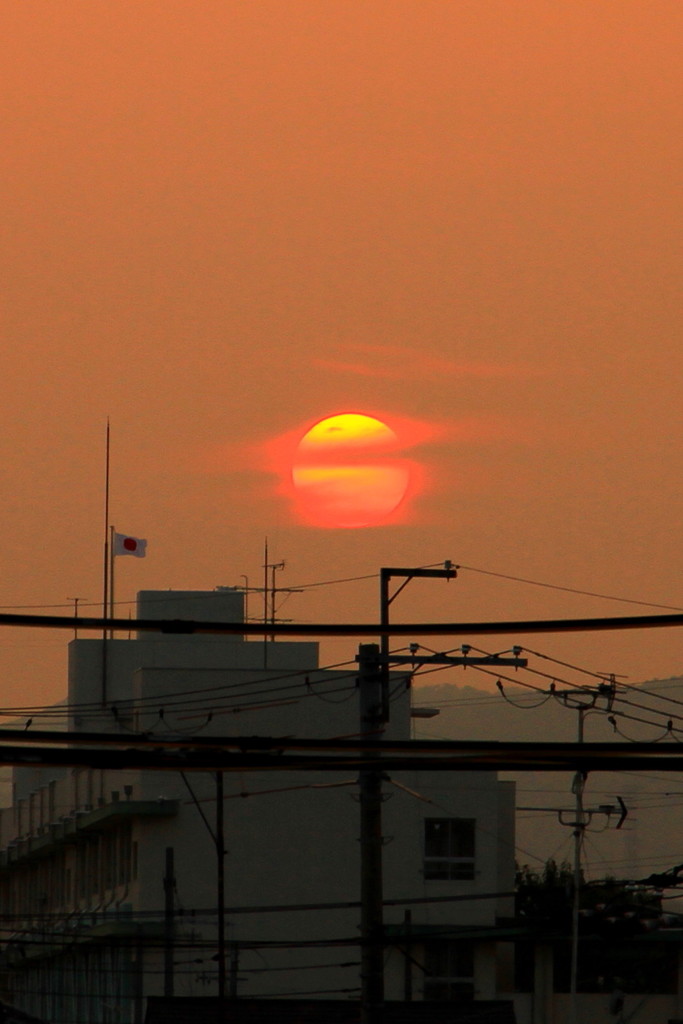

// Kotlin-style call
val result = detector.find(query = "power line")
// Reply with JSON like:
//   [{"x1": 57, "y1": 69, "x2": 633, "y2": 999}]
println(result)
[
  {"x1": 0, "y1": 558, "x2": 678, "y2": 614},
  {"x1": 514, "y1": 647, "x2": 609, "y2": 682},
  {"x1": 456, "y1": 563, "x2": 683, "y2": 612},
  {"x1": 0, "y1": 656, "x2": 362, "y2": 718},
  {"x1": 469, "y1": 659, "x2": 683, "y2": 738},
  {"x1": 0, "y1": 889, "x2": 519, "y2": 927},
  {"x1": 3, "y1": 609, "x2": 683, "y2": 638}
]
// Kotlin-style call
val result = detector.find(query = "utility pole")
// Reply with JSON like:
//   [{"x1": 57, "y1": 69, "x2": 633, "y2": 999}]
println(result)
[
  {"x1": 356, "y1": 564, "x2": 526, "y2": 1023},
  {"x1": 569, "y1": 760, "x2": 585, "y2": 1024},
  {"x1": 180, "y1": 772, "x2": 231, "y2": 1004},
  {"x1": 379, "y1": 564, "x2": 456, "y2": 720},
  {"x1": 517, "y1": 679, "x2": 625, "y2": 1024},
  {"x1": 358, "y1": 643, "x2": 385, "y2": 1024},
  {"x1": 216, "y1": 771, "x2": 226, "y2": 1007},
  {"x1": 229, "y1": 943, "x2": 239, "y2": 999},
  {"x1": 556, "y1": 683, "x2": 620, "y2": 1024},
  {"x1": 520, "y1": 785, "x2": 627, "y2": 1024},
  {"x1": 163, "y1": 847, "x2": 175, "y2": 997},
  {"x1": 403, "y1": 909, "x2": 413, "y2": 1002},
  {"x1": 356, "y1": 627, "x2": 526, "y2": 1024},
  {"x1": 519, "y1": 791, "x2": 626, "y2": 1024}
]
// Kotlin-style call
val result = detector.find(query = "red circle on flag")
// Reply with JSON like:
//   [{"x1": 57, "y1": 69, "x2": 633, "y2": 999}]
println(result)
[{"x1": 123, "y1": 538, "x2": 137, "y2": 551}]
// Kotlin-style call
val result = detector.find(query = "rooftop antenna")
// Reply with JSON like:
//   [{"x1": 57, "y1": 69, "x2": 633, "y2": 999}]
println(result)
[
  {"x1": 67, "y1": 597, "x2": 87, "y2": 640},
  {"x1": 261, "y1": 540, "x2": 303, "y2": 666},
  {"x1": 268, "y1": 558, "x2": 286, "y2": 642},
  {"x1": 240, "y1": 575, "x2": 249, "y2": 624}
]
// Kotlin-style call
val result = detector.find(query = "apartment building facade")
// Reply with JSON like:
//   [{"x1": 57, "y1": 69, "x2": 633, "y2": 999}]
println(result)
[{"x1": 0, "y1": 589, "x2": 516, "y2": 1023}]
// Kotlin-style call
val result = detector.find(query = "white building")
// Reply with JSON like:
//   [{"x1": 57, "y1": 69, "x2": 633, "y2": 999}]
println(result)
[{"x1": 0, "y1": 590, "x2": 516, "y2": 1024}]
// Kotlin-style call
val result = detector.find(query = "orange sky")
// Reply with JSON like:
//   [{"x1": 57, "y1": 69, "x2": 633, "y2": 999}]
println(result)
[{"x1": 2, "y1": 1, "x2": 683, "y2": 707}]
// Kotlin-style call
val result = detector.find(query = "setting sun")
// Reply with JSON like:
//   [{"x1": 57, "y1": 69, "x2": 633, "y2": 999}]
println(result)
[
  {"x1": 297, "y1": 413, "x2": 398, "y2": 453},
  {"x1": 291, "y1": 413, "x2": 412, "y2": 528}
]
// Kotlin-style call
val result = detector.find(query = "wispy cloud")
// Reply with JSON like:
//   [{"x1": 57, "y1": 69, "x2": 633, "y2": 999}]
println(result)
[{"x1": 314, "y1": 342, "x2": 544, "y2": 381}]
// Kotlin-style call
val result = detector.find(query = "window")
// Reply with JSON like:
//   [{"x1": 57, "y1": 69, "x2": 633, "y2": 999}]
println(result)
[
  {"x1": 424, "y1": 818, "x2": 475, "y2": 880},
  {"x1": 423, "y1": 940, "x2": 474, "y2": 1001}
]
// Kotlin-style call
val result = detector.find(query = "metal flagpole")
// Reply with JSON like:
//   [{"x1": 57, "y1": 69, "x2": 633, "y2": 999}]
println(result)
[
  {"x1": 263, "y1": 537, "x2": 268, "y2": 669},
  {"x1": 101, "y1": 420, "x2": 111, "y2": 706},
  {"x1": 109, "y1": 525, "x2": 116, "y2": 639}
]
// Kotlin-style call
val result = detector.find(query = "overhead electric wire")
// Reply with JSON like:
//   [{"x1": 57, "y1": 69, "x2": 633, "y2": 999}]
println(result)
[
  {"x1": 564, "y1": 695, "x2": 681, "y2": 738},
  {"x1": 184, "y1": 780, "x2": 358, "y2": 805},
  {"x1": 0, "y1": 887, "x2": 522, "y2": 926},
  {"x1": 607, "y1": 718, "x2": 673, "y2": 744},
  {"x1": 455, "y1": 562, "x2": 683, "y2": 612},
  {"x1": 4, "y1": 608, "x2": 683, "y2": 638},
  {"x1": 285, "y1": 571, "x2": 380, "y2": 590},
  {"x1": 472, "y1": 665, "x2": 549, "y2": 695},
  {"x1": 498, "y1": 687, "x2": 553, "y2": 711},
  {"x1": 412, "y1": 691, "x2": 546, "y2": 711},
  {"x1": 287, "y1": 560, "x2": 453, "y2": 591},
  {"x1": 106, "y1": 657, "x2": 360, "y2": 713},
  {"x1": 0, "y1": 561, "x2": 440, "y2": 619},
  {"x1": 604, "y1": 692, "x2": 683, "y2": 725},
  {"x1": 0, "y1": 656, "x2": 362, "y2": 720},
  {"x1": 14, "y1": 648, "x2": 676, "y2": 730},
  {"x1": 524, "y1": 647, "x2": 683, "y2": 719},
  {"x1": 615, "y1": 679, "x2": 683, "y2": 713},
  {"x1": 254, "y1": 987, "x2": 361, "y2": 997},
  {"x1": 520, "y1": 646, "x2": 614, "y2": 681},
  {"x1": 518, "y1": 669, "x2": 683, "y2": 728},
  {"x1": 126, "y1": 679, "x2": 359, "y2": 721},
  {"x1": 465, "y1": 645, "x2": 683, "y2": 731},
  {"x1": 1, "y1": 557, "x2": 678, "y2": 613},
  {"x1": 0, "y1": 640, "x2": 405, "y2": 722},
  {"x1": 241, "y1": 961, "x2": 361, "y2": 974},
  {"x1": 479, "y1": 665, "x2": 683, "y2": 738}
]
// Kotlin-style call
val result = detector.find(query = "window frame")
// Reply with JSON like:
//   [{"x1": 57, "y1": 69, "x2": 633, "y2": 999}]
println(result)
[
  {"x1": 423, "y1": 817, "x2": 476, "y2": 881},
  {"x1": 422, "y1": 939, "x2": 475, "y2": 1002}
]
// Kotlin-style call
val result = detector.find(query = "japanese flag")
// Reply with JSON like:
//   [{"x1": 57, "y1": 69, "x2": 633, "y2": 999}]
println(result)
[{"x1": 113, "y1": 533, "x2": 147, "y2": 558}]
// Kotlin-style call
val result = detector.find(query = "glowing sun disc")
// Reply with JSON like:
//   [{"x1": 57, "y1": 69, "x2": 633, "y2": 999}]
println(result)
[
  {"x1": 297, "y1": 413, "x2": 399, "y2": 454},
  {"x1": 291, "y1": 413, "x2": 412, "y2": 528}
]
